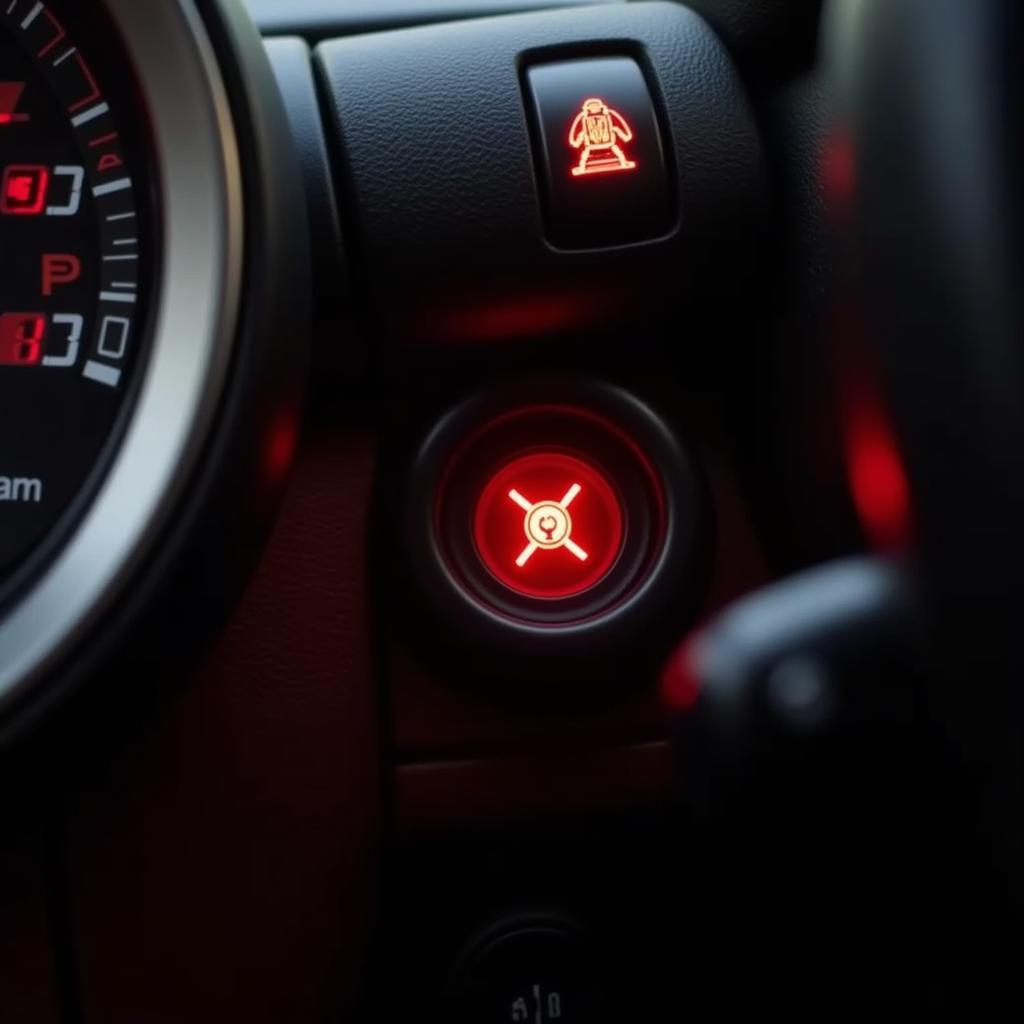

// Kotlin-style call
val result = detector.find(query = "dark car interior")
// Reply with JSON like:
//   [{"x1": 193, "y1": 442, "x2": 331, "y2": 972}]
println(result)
[{"x1": 1, "y1": 0, "x2": 1021, "y2": 1019}]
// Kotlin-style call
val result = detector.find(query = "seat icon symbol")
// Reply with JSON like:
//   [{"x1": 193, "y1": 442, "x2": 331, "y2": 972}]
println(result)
[{"x1": 569, "y1": 97, "x2": 638, "y2": 177}]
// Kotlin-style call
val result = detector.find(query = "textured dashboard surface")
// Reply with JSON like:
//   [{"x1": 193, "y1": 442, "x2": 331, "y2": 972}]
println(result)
[
  {"x1": 65, "y1": 434, "x2": 380, "y2": 1023},
  {"x1": 316, "y1": 1, "x2": 763, "y2": 344},
  {"x1": 247, "y1": 0, "x2": 621, "y2": 37}
]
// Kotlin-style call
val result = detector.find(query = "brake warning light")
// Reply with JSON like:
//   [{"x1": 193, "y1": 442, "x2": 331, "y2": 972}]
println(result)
[{"x1": 569, "y1": 98, "x2": 637, "y2": 178}]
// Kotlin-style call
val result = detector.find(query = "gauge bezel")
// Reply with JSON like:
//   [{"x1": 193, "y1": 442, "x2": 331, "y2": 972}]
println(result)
[{"x1": 0, "y1": 0, "x2": 243, "y2": 710}]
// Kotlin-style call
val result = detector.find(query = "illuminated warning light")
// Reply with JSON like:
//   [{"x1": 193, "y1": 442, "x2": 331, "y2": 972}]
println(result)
[
  {"x1": 508, "y1": 481, "x2": 588, "y2": 567},
  {"x1": 0, "y1": 83, "x2": 29, "y2": 125},
  {"x1": 1, "y1": 165, "x2": 48, "y2": 215},
  {"x1": 474, "y1": 452, "x2": 624, "y2": 599},
  {"x1": 568, "y1": 98, "x2": 638, "y2": 178},
  {"x1": 0, "y1": 313, "x2": 46, "y2": 367}
]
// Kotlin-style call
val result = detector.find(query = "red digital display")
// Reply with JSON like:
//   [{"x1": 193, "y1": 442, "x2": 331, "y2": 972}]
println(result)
[
  {"x1": 1, "y1": 164, "x2": 48, "y2": 215},
  {"x1": 0, "y1": 313, "x2": 46, "y2": 366},
  {"x1": 473, "y1": 451, "x2": 624, "y2": 599}
]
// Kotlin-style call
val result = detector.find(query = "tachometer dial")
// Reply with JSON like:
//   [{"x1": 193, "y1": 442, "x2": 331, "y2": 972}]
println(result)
[
  {"x1": 0, "y1": 0, "x2": 152, "y2": 590},
  {"x1": 0, "y1": 0, "x2": 306, "y2": 728}
]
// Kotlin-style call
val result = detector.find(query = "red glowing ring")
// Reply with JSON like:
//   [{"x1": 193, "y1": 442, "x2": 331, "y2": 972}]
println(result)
[{"x1": 473, "y1": 451, "x2": 625, "y2": 600}]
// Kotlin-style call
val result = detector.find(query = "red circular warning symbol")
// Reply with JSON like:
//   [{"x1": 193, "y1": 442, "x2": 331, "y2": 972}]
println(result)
[{"x1": 473, "y1": 451, "x2": 624, "y2": 599}]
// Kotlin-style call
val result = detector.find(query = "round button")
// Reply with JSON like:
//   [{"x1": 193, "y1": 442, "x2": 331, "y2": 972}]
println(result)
[
  {"x1": 473, "y1": 452, "x2": 624, "y2": 600},
  {"x1": 449, "y1": 915, "x2": 601, "y2": 1024},
  {"x1": 406, "y1": 383, "x2": 707, "y2": 668}
]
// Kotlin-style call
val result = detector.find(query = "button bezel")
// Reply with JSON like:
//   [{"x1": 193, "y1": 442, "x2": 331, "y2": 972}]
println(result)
[
  {"x1": 524, "y1": 55, "x2": 676, "y2": 250},
  {"x1": 406, "y1": 381, "x2": 709, "y2": 659}
]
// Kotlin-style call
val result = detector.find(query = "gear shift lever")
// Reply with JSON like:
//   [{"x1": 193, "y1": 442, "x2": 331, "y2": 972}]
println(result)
[
  {"x1": 658, "y1": 559, "x2": 966, "y2": 1012},
  {"x1": 663, "y1": 557, "x2": 917, "y2": 813}
]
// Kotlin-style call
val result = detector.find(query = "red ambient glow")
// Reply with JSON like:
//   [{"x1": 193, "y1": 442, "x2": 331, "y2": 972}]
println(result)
[
  {"x1": 264, "y1": 412, "x2": 299, "y2": 483},
  {"x1": 660, "y1": 635, "x2": 703, "y2": 712},
  {"x1": 845, "y1": 400, "x2": 911, "y2": 551},
  {"x1": 836, "y1": 341, "x2": 913, "y2": 551},
  {"x1": 474, "y1": 452, "x2": 624, "y2": 599},
  {"x1": 569, "y1": 98, "x2": 638, "y2": 178}
]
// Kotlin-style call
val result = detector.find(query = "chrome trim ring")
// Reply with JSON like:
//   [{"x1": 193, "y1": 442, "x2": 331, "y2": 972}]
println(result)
[{"x1": 0, "y1": 0, "x2": 244, "y2": 711}]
